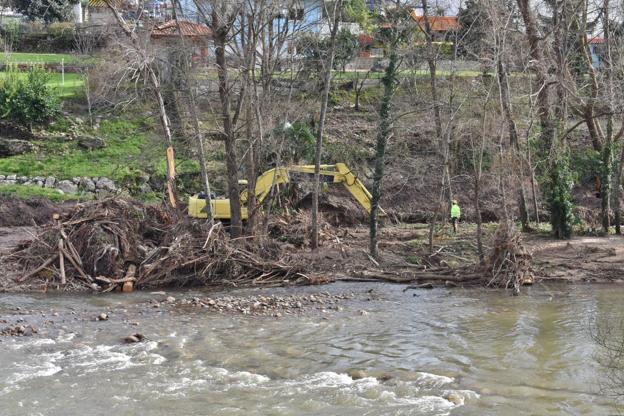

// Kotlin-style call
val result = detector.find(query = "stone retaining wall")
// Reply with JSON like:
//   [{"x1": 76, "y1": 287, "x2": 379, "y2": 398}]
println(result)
[{"x1": 0, "y1": 175, "x2": 118, "y2": 195}]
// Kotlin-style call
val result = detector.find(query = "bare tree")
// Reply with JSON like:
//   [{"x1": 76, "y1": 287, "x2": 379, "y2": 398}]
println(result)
[
  {"x1": 103, "y1": 0, "x2": 180, "y2": 209},
  {"x1": 171, "y1": 0, "x2": 214, "y2": 222},
  {"x1": 311, "y1": 0, "x2": 344, "y2": 250}
]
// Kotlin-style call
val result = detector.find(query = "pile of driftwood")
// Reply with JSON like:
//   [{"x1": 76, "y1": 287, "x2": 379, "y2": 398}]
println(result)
[
  {"x1": 485, "y1": 221, "x2": 534, "y2": 293},
  {"x1": 10, "y1": 199, "x2": 303, "y2": 291},
  {"x1": 354, "y1": 221, "x2": 534, "y2": 292},
  {"x1": 269, "y1": 211, "x2": 337, "y2": 247}
]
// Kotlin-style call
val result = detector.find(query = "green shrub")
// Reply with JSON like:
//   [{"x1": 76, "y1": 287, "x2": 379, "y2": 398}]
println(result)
[
  {"x1": 47, "y1": 22, "x2": 74, "y2": 37},
  {"x1": 572, "y1": 147, "x2": 600, "y2": 185},
  {"x1": 0, "y1": 66, "x2": 60, "y2": 127},
  {"x1": 285, "y1": 121, "x2": 316, "y2": 163}
]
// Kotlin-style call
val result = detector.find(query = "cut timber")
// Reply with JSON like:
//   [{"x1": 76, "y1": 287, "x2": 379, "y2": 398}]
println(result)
[{"x1": 122, "y1": 264, "x2": 136, "y2": 293}]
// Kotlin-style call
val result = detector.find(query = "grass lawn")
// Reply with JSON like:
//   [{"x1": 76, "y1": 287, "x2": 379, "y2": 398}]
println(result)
[
  {"x1": 1, "y1": 52, "x2": 77, "y2": 64},
  {"x1": 0, "y1": 119, "x2": 204, "y2": 186},
  {"x1": 0, "y1": 71, "x2": 84, "y2": 97},
  {"x1": 0, "y1": 184, "x2": 90, "y2": 202},
  {"x1": 331, "y1": 69, "x2": 485, "y2": 81}
]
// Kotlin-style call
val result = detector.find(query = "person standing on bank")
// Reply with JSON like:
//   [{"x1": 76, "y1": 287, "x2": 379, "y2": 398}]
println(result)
[{"x1": 451, "y1": 200, "x2": 461, "y2": 234}]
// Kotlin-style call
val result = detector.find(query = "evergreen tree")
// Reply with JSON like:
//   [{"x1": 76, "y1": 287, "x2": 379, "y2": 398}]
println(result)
[
  {"x1": 14, "y1": 0, "x2": 74, "y2": 23},
  {"x1": 457, "y1": 0, "x2": 489, "y2": 58}
]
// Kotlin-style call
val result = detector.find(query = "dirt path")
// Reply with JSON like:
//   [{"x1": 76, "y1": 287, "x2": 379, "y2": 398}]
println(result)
[{"x1": 526, "y1": 235, "x2": 624, "y2": 283}]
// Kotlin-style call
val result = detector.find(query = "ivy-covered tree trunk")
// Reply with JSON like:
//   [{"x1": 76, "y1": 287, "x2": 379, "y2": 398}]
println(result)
[
  {"x1": 601, "y1": 124, "x2": 613, "y2": 233},
  {"x1": 547, "y1": 152, "x2": 574, "y2": 239},
  {"x1": 614, "y1": 144, "x2": 624, "y2": 235},
  {"x1": 369, "y1": 47, "x2": 398, "y2": 258}
]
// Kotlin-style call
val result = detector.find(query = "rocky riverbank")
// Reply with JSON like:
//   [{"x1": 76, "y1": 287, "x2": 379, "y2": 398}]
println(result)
[
  {"x1": 0, "y1": 289, "x2": 382, "y2": 341},
  {"x1": 155, "y1": 291, "x2": 362, "y2": 317}
]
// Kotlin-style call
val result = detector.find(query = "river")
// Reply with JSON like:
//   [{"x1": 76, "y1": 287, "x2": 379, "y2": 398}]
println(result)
[{"x1": 0, "y1": 283, "x2": 621, "y2": 415}]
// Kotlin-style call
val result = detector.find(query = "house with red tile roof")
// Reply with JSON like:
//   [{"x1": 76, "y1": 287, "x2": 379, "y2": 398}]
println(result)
[{"x1": 410, "y1": 10, "x2": 460, "y2": 41}]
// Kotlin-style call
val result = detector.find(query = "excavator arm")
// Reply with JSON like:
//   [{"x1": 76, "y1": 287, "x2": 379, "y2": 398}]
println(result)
[{"x1": 188, "y1": 163, "x2": 386, "y2": 219}]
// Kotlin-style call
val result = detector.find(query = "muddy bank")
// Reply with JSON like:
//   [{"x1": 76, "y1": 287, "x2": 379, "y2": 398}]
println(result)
[{"x1": 0, "y1": 196, "x2": 73, "y2": 227}]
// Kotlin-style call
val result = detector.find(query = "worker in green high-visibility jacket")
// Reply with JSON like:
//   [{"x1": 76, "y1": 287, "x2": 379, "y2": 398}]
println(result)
[{"x1": 450, "y1": 200, "x2": 461, "y2": 234}]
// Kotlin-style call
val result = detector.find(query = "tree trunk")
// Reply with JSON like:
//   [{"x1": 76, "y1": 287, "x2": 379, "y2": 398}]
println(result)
[
  {"x1": 474, "y1": 174, "x2": 484, "y2": 263},
  {"x1": 516, "y1": 0, "x2": 554, "y2": 153},
  {"x1": 370, "y1": 48, "x2": 399, "y2": 258},
  {"x1": 421, "y1": 0, "x2": 443, "y2": 146},
  {"x1": 245, "y1": 105, "x2": 257, "y2": 235},
  {"x1": 171, "y1": 3, "x2": 213, "y2": 221},
  {"x1": 496, "y1": 56, "x2": 529, "y2": 230},
  {"x1": 214, "y1": 11, "x2": 242, "y2": 237},
  {"x1": 614, "y1": 143, "x2": 624, "y2": 234},
  {"x1": 601, "y1": 0, "x2": 614, "y2": 234},
  {"x1": 311, "y1": 0, "x2": 342, "y2": 250}
]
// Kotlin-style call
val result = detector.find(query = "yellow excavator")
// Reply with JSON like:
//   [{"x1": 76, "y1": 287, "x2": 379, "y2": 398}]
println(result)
[{"x1": 188, "y1": 163, "x2": 385, "y2": 220}]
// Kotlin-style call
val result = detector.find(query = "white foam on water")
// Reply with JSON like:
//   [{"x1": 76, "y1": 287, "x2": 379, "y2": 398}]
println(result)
[
  {"x1": 416, "y1": 372, "x2": 454, "y2": 387},
  {"x1": 210, "y1": 368, "x2": 271, "y2": 386},
  {"x1": 8, "y1": 338, "x2": 56, "y2": 350},
  {"x1": 134, "y1": 349, "x2": 167, "y2": 365},
  {"x1": 164, "y1": 377, "x2": 208, "y2": 393},
  {"x1": 232, "y1": 370, "x2": 271, "y2": 384},
  {"x1": 7, "y1": 358, "x2": 63, "y2": 384},
  {"x1": 68, "y1": 345, "x2": 134, "y2": 373},
  {"x1": 56, "y1": 333, "x2": 76, "y2": 343},
  {"x1": 294, "y1": 371, "x2": 356, "y2": 388},
  {"x1": 112, "y1": 395, "x2": 137, "y2": 402},
  {"x1": 408, "y1": 395, "x2": 456, "y2": 413}
]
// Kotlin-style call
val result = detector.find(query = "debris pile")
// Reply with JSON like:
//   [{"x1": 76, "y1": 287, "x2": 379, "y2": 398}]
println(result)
[
  {"x1": 269, "y1": 210, "x2": 337, "y2": 247},
  {"x1": 8, "y1": 198, "x2": 304, "y2": 291},
  {"x1": 485, "y1": 221, "x2": 534, "y2": 293}
]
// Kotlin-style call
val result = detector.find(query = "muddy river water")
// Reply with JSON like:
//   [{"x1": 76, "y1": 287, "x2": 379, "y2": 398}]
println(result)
[{"x1": 0, "y1": 283, "x2": 622, "y2": 415}]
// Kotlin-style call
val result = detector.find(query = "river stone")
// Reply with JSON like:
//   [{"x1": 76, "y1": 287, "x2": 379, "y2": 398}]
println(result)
[
  {"x1": 44, "y1": 176, "x2": 56, "y2": 188},
  {"x1": 36, "y1": 180, "x2": 44, "y2": 187},
  {"x1": 124, "y1": 333, "x2": 144, "y2": 343},
  {"x1": 97, "y1": 313, "x2": 108, "y2": 321},
  {"x1": 6, "y1": 174, "x2": 16, "y2": 181},
  {"x1": 0, "y1": 138, "x2": 34, "y2": 156},
  {"x1": 57, "y1": 180, "x2": 78, "y2": 194},
  {"x1": 96, "y1": 177, "x2": 116, "y2": 192},
  {"x1": 446, "y1": 393, "x2": 462, "y2": 405},
  {"x1": 348, "y1": 370, "x2": 368, "y2": 380},
  {"x1": 18, "y1": 176, "x2": 28, "y2": 183},
  {"x1": 0, "y1": 175, "x2": 4, "y2": 180}
]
